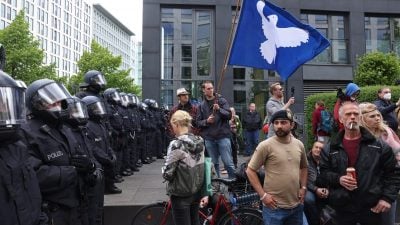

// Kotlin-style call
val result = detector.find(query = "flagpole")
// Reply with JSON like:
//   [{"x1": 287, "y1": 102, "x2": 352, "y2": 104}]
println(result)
[{"x1": 215, "y1": 0, "x2": 243, "y2": 95}]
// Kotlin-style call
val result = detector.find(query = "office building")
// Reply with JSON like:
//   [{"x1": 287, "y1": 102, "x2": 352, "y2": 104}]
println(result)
[{"x1": 142, "y1": 0, "x2": 400, "y2": 117}]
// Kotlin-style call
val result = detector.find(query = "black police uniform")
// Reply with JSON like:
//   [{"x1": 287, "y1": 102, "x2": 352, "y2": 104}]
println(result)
[
  {"x1": 22, "y1": 120, "x2": 85, "y2": 225},
  {"x1": 0, "y1": 136, "x2": 47, "y2": 225}
]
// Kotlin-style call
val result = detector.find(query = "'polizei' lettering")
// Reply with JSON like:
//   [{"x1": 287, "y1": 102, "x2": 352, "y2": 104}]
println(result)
[{"x1": 47, "y1": 151, "x2": 64, "y2": 160}]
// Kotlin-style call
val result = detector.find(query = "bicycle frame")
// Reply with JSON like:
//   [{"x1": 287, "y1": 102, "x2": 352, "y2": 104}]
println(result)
[{"x1": 157, "y1": 193, "x2": 238, "y2": 225}]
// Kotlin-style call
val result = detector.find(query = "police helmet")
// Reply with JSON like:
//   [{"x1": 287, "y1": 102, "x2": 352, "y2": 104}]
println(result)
[
  {"x1": 26, "y1": 79, "x2": 71, "y2": 121},
  {"x1": 119, "y1": 92, "x2": 129, "y2": 107},
  {"x1": 80, "y1": 70, "x2": 107, "y2": 92},
  {"x1": 81, "y1": 96, "x2": 107, "y2": 120},
  {"x1": 0, "y1": 71, "x2": 26, "y2": 127},
  {"x1": 103, "y1": 88, "x2": 121, "y2": 105},
  {"x1": 64, "y1": 97, "x2": 89, "y2": 126},
  {"x1": 145, "y1": 99, "x2": 158, "y2": 109}
]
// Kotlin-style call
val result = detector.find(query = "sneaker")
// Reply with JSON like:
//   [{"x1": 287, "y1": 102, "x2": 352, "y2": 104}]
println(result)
[{"x1": 221, "y1": 169, "x2": 228, "y2": 174}]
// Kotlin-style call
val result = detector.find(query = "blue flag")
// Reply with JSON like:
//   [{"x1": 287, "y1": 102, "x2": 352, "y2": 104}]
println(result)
[{"x1": 228, "y1": 0, "x2": 330, "y2": 80}]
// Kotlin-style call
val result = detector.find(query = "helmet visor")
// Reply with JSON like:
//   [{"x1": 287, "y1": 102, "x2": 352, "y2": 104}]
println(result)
[
  {"x1": 92, "y1": 74, "x2": 107, "y2": 86},
  {"x1": 111, "y1": 92, "x2": 121, "y2": 102},
  {"x1": 36, "y1": 82, "x2": 71, "y2": 107},
  {"x1": 88, "y1": 102, "x2": 107, "y2": 116},
  {"x1": 69, "y1": 101, "x2": 88, "y2": 119},
  {"x1": 0, "y1": 87, "x2": 26, "y2": 125}
]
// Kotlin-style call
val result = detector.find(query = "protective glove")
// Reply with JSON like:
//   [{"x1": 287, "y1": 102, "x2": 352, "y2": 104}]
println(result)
[
  {"x1": 86, "y1": 168, "x2": 103, "y2": 187},
  {"x1": 71, "y1": 155, "x2": 95, "y2": 173}
]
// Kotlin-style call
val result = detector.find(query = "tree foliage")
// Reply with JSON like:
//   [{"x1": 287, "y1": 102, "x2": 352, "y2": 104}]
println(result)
[
  {"x1": 0, "y1": 10, "x2": 59, "y2": 85},
  {"x1": 68, "y1": 41, "x2": 140, "y2": 95},
  {"x1": 354, "y1": 52, "x2": 400, "y2": 86}
]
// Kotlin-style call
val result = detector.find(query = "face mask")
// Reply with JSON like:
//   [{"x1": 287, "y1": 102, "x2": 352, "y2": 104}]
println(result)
[
  {"x1": 48, "y1": 105, "x2": 62, "y2": 112},
  {"x1": 383, "y1": 93, "x2": 391, "y2": 100}
]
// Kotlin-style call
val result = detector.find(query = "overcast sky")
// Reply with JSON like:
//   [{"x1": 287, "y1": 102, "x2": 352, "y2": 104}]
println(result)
[{"x1": 90, "y1": 0, "x2": 143, "y2": 40}]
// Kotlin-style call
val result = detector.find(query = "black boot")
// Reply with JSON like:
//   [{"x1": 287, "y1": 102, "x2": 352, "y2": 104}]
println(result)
[{"x1": 105, "y1": 183, "x2": 122, "y2": 194}]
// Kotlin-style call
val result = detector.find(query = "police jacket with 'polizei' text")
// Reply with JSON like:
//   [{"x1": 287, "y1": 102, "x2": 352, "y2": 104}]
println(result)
[
  {"x1": 21, "y1": 119, "x2": 83, "y2": 208},
  {"x1": 317, "y1": 127, "x2": 400, "y2": 212}
]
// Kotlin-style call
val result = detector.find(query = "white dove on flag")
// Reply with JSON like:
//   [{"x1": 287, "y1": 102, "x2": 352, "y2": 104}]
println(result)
[{"x1": 256, "y1": 0, "x2": 309, "y2": 64}]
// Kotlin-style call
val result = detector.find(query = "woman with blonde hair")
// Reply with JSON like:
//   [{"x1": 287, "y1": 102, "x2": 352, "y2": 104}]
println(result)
[
  {"x1": 162, "y1": 110, "x2": 205, "y2": 225},
  {"x1": 359, "y1": 102, "x2": 400, "y2": 151},
  {"x1": 359, "y1": 102, "x2": 399, "y2": 225}
]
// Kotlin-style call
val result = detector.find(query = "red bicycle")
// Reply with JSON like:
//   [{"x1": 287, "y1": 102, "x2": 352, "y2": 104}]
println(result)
[{"x1": 131, "y1": 178, "x2": 263, "y2": 225}]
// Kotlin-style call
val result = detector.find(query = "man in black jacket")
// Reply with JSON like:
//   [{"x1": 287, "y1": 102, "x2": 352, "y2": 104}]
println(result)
[
  {"x1": 196, "y1": 81, "x2": 235, "y2": 178},
  {"x1": 316, "y1": 101, "x2": 400, "y2": 225},
  {"x1": 242, "y1": 103, "x2": 262, "y2": 156}
]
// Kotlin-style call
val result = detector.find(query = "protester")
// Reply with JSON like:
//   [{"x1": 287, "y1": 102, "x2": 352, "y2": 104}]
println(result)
[
  {"x1": 196, "y1": 81, "x2": 235, "y2": 178},
  {"x1": 304, "y1": 141, "x2": 328, "y2": 225},
  {"x1": 229, "y1": 107, "x2": 241, "y2": 168},
  {"x1": 317, "y1": 101, "x2": 400, "y2": 225},
  {"x1": 246, "y1": 109, "x2": 308, "y2": 225},
  {"x1": 312, "y1": 100, "x2": 331, "y2": 145},
  {"x1": 167, "y1": 88, "x2": 199, "y2": 136},
  {"x1": 242, "y1": 103, "x2": 262, "y2": 156},
  {"x1": 0, "y1": 72, "x2": 48, "y2": 225},
  {"x1": 359, "y1": 102, "x2": 400, "y2": 225},
  {"x1": 162, "y1": 110, "x2": 205, "y2": 225},
  {"x1": 374, "y1": 87, "x2": 400, "y2": 133},
  {"x1": 265, "y1": 82, "x2": 295, "y2": 138},
  {"x1": 333, "y1": 82, "x2": 360, "y2": 130}
]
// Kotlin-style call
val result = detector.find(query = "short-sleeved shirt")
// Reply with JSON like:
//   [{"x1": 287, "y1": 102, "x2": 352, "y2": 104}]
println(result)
[{"x1": 248, "y1": 135, "x2": 308, "y2": 209}]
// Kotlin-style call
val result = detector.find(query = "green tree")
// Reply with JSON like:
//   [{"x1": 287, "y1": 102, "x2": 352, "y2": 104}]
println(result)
[
  {"x1": 0, "y1": 10, "x2": 59, "y2": 85},
  {"x1": 68, "y1": 41, "x2": 140, "y2": 95},
  {"x1": 354, "y1": 51, "x2": 400, "y2": 86}
]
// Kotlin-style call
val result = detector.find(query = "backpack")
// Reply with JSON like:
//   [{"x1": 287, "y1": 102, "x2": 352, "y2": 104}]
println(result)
[{"x1": 318, "y1": 110, "x2": 334, "y2": 133}]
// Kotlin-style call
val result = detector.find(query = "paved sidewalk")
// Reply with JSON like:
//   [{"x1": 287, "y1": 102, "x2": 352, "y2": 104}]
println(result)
[
  {"x1": 103, "y1": 155, "x2": 251, "y2": 225},
  {"x1": 104, "y1": 155, "x2": 251, "y2": 207}
]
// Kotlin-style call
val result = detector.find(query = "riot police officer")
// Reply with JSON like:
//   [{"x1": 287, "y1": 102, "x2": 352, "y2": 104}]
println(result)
[
  {"x1": 103, "y1": 88, "x2": 126, "y2": 178},
  {"x1": 81, "y1": 96, "x2": 121, "y2": 194},
  {"x1": 75, "y1": 70, "x2": 107, "y2": 99},
  {"x1": 64, "y1": 97, "x2": 104, "y2": 225},
  {"x1": 0, "y1": 72, "x2": 47, "y2": 225},
  {"x1": 22, "y1": 79, "x2": 95, "y2": 225}
]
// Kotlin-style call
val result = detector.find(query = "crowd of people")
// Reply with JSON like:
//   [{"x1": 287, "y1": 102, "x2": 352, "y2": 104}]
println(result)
[{"x1": 3, "y1": 67, "x2": 400, "y2": 225}]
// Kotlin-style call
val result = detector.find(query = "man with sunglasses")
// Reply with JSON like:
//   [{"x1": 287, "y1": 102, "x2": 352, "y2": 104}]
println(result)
[{"x1": 265, "y1": 82, "x2": 295, "y2": 138}]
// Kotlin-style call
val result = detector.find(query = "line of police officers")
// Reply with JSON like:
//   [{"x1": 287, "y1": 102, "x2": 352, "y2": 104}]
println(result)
[{"x1": 1, "y1": 68, "x2": 167, "y2": 225}]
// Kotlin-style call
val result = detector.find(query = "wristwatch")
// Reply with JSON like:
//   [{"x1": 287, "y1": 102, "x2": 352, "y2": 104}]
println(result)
[{"x1": 301, "y1": 186, "x2": 307, "y2": 190}]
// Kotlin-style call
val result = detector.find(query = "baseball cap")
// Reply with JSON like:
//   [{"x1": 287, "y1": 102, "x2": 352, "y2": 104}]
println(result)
[
  {"x1": 176, "y1": 88, "x2": 190, "y2": 96},
  {"x1": 270, "y1": 110, "x2": 293, "y2": 123}
]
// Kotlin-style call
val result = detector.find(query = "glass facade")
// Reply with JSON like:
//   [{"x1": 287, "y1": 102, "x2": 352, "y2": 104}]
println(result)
[
  {"x1": 301, "y1": 13, "x2": 348, "y2": 64},
  {"x1": 161, "y1": 8, "x2": 213, "y2": 108},
  {"x1": 365, "y1": 16, "x2": 400, "y2": 55}
]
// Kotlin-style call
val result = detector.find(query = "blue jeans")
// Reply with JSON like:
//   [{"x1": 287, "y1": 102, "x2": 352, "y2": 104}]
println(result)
[
  {"x1": 205, "y1": 138, "x2": 236, "y2": 179},
  {"x1": 245, "y1": 130, "x2": 259, "y2": 156},
  {"x1": 303, "y1": 191, "x2": 320, "y2": 225},
  {"x1": 262, "y1": 204, "x2": 304, "y2": 225}
]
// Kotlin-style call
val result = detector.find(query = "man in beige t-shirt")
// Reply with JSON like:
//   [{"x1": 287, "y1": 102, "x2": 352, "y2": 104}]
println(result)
[{"x1": 246, "y1": 109, "x2": 308, "y2": 225}]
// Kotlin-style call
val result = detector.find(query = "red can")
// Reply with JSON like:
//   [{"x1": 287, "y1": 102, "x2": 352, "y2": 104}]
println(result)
[{"x1": 346, "y1": 167, "x2": 356, "y2": 180}]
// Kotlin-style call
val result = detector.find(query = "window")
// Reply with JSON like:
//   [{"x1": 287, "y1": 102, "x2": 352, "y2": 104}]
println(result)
[
  {"x1": 181, "y1": 66, "x2": 191, "y2": 79},
  {"x1": 181, "y1": 44, "x2": 192, "y2": 62},
  {"x1": 301, "y1": 13, "x2": 348, "y2": 64},
  {"x1": 365, "y1": 16, "x2": 400, "y2": 55},
  {"x1": 181, "y1": 22, "x2": 192, "y2": 40}
]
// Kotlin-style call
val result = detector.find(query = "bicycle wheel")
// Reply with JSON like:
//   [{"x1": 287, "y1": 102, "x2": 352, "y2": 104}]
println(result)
[
  {"x1": 131, "y1": 202, "x2": 174, "y2": 225},
  {"x1": 217, "y1": 207, "x2": 263, "y2": 225}
]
